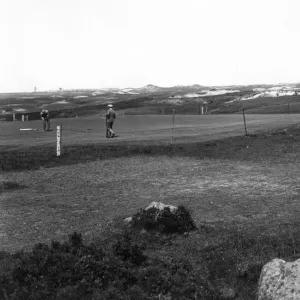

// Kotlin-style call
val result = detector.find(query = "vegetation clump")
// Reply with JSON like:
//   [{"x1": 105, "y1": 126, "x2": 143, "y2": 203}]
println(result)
[
  {"x1": 131, "y1": 205, "x2": 197, "y2": 234},
  {"x1": 0, "y1": 230, "x2": 217, "y2": 299}
]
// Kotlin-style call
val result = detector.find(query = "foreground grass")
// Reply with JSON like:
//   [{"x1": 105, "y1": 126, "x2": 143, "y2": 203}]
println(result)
[
  {"x1": 2, "y1": 125, "x2": 300, "y2": 298},
  {"x1": 2, "y1": 148, "x2": 300, "y2": 253}
]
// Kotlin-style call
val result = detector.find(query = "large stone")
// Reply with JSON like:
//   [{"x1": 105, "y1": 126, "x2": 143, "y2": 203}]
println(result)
[
  {"x1": 145, "y1": 201, "x2": 178, "y2": 213},
  {"x1": 257, "y1": 258, "x2": 300, "y2": 300},
  {"x1": 123, "y1": 202, "x2": 178, "y2": 227}
]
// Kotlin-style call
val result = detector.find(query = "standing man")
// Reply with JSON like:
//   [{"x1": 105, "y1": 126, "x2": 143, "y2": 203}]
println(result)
[
  {"x1": 106, "y1": 104, "x2": 116, "y2": 138},
  {"x1": 40, "y1": 109, "x2": 50, "y2": 132}
]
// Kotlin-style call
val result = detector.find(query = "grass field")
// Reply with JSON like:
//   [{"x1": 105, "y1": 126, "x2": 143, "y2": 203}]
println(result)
[
  {"x1": 2, "y1": 114, "x2": 300, "y2": 298},
  {"x1": 1, "y1": 114, "x2": 300, "y2": 150},
  {"x1": 2, "y1": 151, "x2": 300, "y2": 254}
]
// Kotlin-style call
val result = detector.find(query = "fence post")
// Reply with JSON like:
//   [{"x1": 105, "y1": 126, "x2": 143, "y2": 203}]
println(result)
[
  {"x1": 242, "y1": 109, "x2": 248, "y2": 136},
  {"x1": 57, "y1": 125, "x2": 62, "y2": 157}
]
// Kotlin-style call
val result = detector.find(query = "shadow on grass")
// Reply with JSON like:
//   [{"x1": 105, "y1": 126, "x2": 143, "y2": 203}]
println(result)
[{"x1": 0, "y1": 181, "x2": 27, "y2": 192}]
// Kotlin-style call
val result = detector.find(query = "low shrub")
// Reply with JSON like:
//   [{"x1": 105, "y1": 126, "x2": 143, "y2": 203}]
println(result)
[
  {"x1": 0, "y1": 231, "x2": 141, "y2": 299},
  {"x1": 131, "y1": 205, "x2": 197, "y2": 234},
  {"x1": 0, "y1": 230, "x2": 219, "y2": 299},
  {"x1": 6, "y1": 214, "x2": 300, "y2": 299},
  {"x1": 112, "y1": 231, "x2": 147, "y2": 265}
]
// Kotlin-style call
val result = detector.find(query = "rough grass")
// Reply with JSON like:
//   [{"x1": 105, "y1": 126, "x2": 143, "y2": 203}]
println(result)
[
  {"x1": 220, "y1": 95, "x2": 300, "y2": 114},
  {"x1": 2, "y1": 125, "x2": 300, "y2": 298},
  {"x1": 2, "y1": 148, "x2": 300, "y2": 250}
]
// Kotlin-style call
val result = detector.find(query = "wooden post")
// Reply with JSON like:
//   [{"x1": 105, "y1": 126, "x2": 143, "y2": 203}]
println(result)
[
  {"x1": 57, "y1": 125, "x2": 62, "y2": 157},
  {"x1": 242, "y1": 109, "x2": 248, "y2": 136}
]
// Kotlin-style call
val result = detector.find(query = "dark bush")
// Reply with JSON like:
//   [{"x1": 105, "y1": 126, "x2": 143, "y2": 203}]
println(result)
[
  {"x1": 131, "y1": 205, "x2": 197, "y2": 234},
  {"x1": 0, "y1": 229, "x2": 222, "y2": 299},
  {"x1": 0, "y1": 232, "x2": 146, "y2": 299},
  {"x1": 68, "y1": 231, "x2": 83, "y2": 248},
  {"x1": 112, "y1": 231, "x2": 147, "y2": 265},
  {"x1": 0, "y1": 250, "x2": 10, "y2": 260}
]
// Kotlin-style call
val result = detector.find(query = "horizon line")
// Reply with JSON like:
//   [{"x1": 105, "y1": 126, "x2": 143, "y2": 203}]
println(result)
[{"x1": 1, "y1": 82, "x2": 300, "y2": 94}]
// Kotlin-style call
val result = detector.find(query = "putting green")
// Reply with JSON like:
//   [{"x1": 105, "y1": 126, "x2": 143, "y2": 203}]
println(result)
[{"x1": 0, "y1": 114, "x2": 300, "y2": 149}]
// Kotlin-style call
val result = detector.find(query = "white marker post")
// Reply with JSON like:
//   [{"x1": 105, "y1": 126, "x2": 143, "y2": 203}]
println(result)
[
  {"x1": 57, "y1": 125, "x2": 62, "y2": 157},
  {"x1": 22, "y1": 115, "x2": 24, "y2": 122},
  {"x1": 201, "y1": 106, "x2": 204, "y2": 115},
  {"x1": 13, "y1": 113, "x2": 16, "y2": 121}
]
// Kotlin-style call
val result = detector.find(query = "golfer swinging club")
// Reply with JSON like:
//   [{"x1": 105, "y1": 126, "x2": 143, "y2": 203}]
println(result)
[
  {"x1": 106, "y1": 104, "x2": 116, "y2": 138},
  {"x1": 40, "y1": 109, "x2": 50, "y2": 132}
]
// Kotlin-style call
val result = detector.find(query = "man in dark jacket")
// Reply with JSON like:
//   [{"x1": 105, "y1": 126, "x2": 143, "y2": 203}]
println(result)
[
  {"x1": 40, "y1": 109, "x2": 50, "y2": 132},
  {"x1": 106, "y1": 104, "x2": 116, "y2": 138}
]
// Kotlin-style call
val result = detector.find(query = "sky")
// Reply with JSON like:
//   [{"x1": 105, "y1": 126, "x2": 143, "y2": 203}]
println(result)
[{"x1": 1, "y1": 0, "x2": 300, "y2": 92}]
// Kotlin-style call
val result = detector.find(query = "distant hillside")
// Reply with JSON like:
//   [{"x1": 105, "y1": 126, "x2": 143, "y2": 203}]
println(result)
[{"x1": 1, "y1": 82, "x2": 300, "y2": 120}]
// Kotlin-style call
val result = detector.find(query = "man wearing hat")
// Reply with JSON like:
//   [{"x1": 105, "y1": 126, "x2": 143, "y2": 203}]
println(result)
[
  {"x1": 40, "y1": 109, "x2": 50, "y2": 132},
  {"x1": 105, "y1": 104, "x2": 116, "y2": 138}
]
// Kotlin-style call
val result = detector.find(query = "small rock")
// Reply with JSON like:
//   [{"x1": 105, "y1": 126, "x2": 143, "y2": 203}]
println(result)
[
  {"x1": 220, "y1": 287, "x2": 236, "y2": 299},
  {"x1": 123, "y1": 217, "x2": 133, "y2": 226}
]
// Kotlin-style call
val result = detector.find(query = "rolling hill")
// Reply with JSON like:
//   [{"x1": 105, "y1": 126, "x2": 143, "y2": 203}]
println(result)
[{"x1": 1, "y1": 83, "x2": 300, "y2": 121}]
